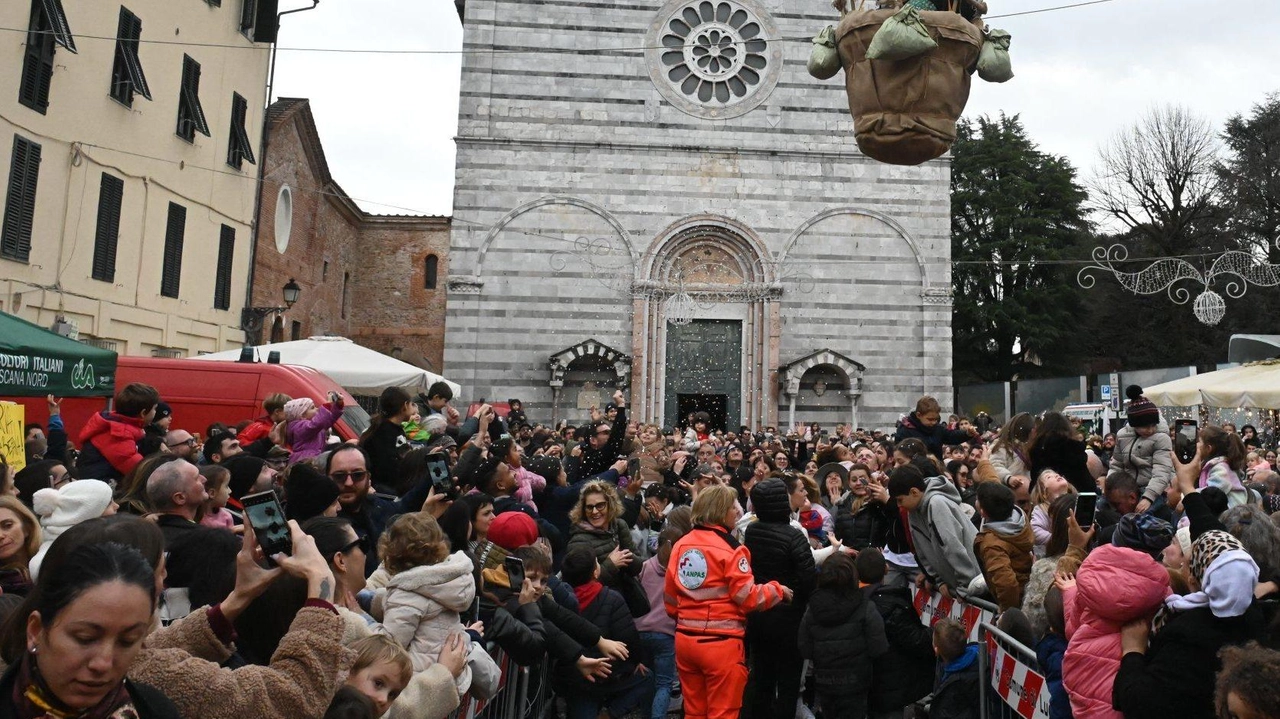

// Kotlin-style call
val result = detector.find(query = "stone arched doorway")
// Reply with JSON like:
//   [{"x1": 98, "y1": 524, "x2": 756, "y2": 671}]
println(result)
[
  {"x1": 632, "y1": 217, "x2": 778, "y2": 430},
  {"x1": 548, "y1": 339, "x2": 631, "y2": 428},
  {"x1": 778, "y1": 349, "x2": 866, "y2": 430}
]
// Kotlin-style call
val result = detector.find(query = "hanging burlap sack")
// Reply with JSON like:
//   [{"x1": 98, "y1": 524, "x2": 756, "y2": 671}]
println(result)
[
  {"x1": 836, "y1": 7, "x2": 983, "y2": 165},
  {"x1": 807, "y1": 25, "x2": 842, "y2": 80},
  {"x1": 976, "y1": 28, "x2": 1013, "y2": 82},
  {"x1": 865, "y1": 4, "x2": 938, "y2": 61}
]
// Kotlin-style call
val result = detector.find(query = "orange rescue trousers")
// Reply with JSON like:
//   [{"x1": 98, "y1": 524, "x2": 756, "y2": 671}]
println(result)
[{"x1": 675, "y1": 632, "x2": 748, "y2": 719}]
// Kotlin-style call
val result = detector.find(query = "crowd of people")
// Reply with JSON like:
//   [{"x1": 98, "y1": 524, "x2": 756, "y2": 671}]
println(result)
[{"x1": 1, "y1": 381, "x2": 1280, "y2": 719}]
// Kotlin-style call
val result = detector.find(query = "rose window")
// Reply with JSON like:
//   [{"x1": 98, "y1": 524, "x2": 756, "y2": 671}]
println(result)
[{"x1": 645, "y1": 0, "x2": 780, "y2": 119}]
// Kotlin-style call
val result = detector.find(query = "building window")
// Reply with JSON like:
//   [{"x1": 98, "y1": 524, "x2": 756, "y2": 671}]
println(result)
[
  {"x1": 176, "y1": 55, "x2": 210, "y2": 142},
  {"x1": 322, "y1": 260, "x2": 329, "y2": 281},
  {"x1": 91, "y1": 173, "x2": 124, "y2": 282},
  {"x1": 19, "y1": 0, "x2": 77, "y2": 113},
  {"x1": 1, "y1": 135, "x2": 42, "y2": 264},
  {"x1": 240, "y1": 0, "x2": 279, "y2": 43},
  {"x1": 290, "y1": 320, "x2": 301, "y2": 341},
  {"x1": 214, "y1": 224, "x2": 234, "y2": 309},
  {"x1": 109, "y1": 8, "x2": 150, "y2": 107},
  {"x1": 424, "y1": 254, "x2": 439, "y2": 289},
  {"x1": 226, "y1": 93, "x2": 256, "y2": 169},
  {"x1": 341, "y1": 272, "x2": 349, "y2": 319},
  {"x1": 160, "y1": 202, "x2": 186, "y2": 298}
]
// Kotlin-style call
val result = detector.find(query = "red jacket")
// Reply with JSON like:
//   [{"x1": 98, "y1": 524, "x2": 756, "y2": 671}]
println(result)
[
  {"x1": 77, "y1": 411, "x2": 146, "y2": 479},
  {"x1": 664, "y1": 525, "x2": 787, "y2": 638},
  {"x1": 238, "y1": 417, "x2": 274, "y2": 445}
]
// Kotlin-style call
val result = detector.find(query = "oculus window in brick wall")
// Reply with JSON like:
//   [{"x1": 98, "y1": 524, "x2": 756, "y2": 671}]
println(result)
[
  {"x1": 645, "y1": 0, "x2": 781, "y2": 120},
  {"x1": 110, "y1": 7, "x2": 151, "y2": 106}
]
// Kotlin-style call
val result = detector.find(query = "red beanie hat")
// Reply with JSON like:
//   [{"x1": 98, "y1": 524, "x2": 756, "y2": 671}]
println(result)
[{"x1": 488, "y1": 511, "x2": 539, "y2": 551}]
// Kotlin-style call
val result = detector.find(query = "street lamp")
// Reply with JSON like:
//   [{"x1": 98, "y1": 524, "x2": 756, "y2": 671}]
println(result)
[{"x1": 241, "y1": 278, "x2": 301, "y2": 335}]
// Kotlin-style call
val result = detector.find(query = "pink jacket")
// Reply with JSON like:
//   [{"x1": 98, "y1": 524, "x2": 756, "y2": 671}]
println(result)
[
  {"x1": 285, "y1": 402, "x2": 341, "y2": 463},
  {"x1": 1062, "y1": 545, "x2": 1171, "y2": 719},
  {"x1": 510, "y1": 464, "x2": 546, "y2": 512}
]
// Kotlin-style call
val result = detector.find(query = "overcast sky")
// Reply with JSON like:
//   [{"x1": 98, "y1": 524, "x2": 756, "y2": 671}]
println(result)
[{"x1": 271, "y1": 0, "x2": 1279, "y2": 218}]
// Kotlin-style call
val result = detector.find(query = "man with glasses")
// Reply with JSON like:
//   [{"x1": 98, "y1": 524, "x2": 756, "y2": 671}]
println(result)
[
  {"x1": 326, "y1": 444, "x2": 445, "y2": 576},
  {"x1": 569, "y1": 390, "x2": 628, "y2": 481},
  {"x1": 164, "y1": 430, "x2": 199, "y2": 461}
]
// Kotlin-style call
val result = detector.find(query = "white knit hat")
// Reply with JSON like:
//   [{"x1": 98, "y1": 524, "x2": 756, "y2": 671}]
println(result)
[
  {"x1": 284, "y1": 397, "x2": 316, "y2": 421},
  {"x1": 32, "y1": 479, "x2": 115, "y2": 533}
]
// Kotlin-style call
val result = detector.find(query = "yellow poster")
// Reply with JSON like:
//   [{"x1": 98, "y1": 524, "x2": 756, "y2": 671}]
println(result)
[{"x1": 0, "y1": 401, "x2": 24, "y2": 472}]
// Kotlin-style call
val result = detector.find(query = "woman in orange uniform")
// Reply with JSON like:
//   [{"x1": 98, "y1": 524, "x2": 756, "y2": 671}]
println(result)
[{"x1": 664, "y1": 484, "x2": 793, "y2": 719}]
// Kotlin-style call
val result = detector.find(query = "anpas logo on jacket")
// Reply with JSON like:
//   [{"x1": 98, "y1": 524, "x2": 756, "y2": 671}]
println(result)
[{"x1": 677, "y1": 549, "x2": 709, "y2": 589}]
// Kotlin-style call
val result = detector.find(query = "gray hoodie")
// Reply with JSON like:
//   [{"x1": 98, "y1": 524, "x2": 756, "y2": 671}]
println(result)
[{"x1": 907, "y1": 476, "x2": 981, "y2": 590}]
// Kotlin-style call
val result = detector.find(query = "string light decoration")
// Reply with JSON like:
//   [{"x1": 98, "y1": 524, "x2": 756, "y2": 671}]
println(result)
[{"x1": 1077, "y1": 244, "x2": 1280, "y2": 326}]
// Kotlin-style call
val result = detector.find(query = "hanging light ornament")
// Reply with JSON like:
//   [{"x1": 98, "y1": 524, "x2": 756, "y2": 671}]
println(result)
[
  {"x1": 663, "y1": 290, "x2": 695, "y2": 326},
  {"x1": 1077, "y1": 244, "x2": 1280, "y2": 326}
]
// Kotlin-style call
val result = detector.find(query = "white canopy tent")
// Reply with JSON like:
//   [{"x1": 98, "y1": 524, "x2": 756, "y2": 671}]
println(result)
[
  {"x1": 194, "y1": 336, "x2": 462, "y2": 397},
  {"x1": 1143, "y1": 360, "x2": 1280, "y2": 409}
]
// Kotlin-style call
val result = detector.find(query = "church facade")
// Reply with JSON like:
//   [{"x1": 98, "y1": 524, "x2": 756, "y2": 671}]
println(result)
[{"x1": 444, "y1": 0, "x2": 954, "y2": 431}]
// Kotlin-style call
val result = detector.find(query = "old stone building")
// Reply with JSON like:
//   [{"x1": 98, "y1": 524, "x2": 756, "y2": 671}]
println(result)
[
  {"x1": 443, "y1": 0, "x2": 954, "y2": 430},
  {"x1": 251, "y1": 99, "x2": 449, "y2": 370}
]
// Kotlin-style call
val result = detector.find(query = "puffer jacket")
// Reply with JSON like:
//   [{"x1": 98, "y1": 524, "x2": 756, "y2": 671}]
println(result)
[
  {"x1": 798, "y1": 587, "x2": 888, "y2": 691},
  {"x1": 1198, "y1": 456, "x2": 1248, "y2": 508},
  {"x1": 905, "y1": 476, "x2": 981, "y2": 591},
  {"x1": 76, "y1": 411, "x2": 146, "y2": 481},
  {"x1": 832, "y1": 495, "x2": 892, "y2": 551},
  {"x1": 567, "y1": 517, "x2": 642, "y2": 587},
  {"x1": 379, "y1": 552, "x2": 485, "y2": 692},
  {"x1": 865, "y1": 584, "x2": 935, "y2": 712},
  {"x1": 1107, "y1": 424, "x2": 1173, "y2": 504},
  {"x1": 894, "y1": 412, "x2": 973, "y2": 460},
  {"x1": 1062, "y1": 545, "x2": 1171, "y2": 719},
  {"x1": 973, "y1": 506, "x2": 1035, "y2": 611},
  {"x1": 744, "y1": 479, "x2": 817, "y2": 614}
]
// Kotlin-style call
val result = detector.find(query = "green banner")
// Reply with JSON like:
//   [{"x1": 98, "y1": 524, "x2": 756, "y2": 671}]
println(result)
[{"x1": 0, "y1": 312, "x2": 116, "y2": 397}]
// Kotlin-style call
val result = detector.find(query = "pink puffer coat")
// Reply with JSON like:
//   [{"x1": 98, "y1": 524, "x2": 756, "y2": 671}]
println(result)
[{"x1": 1062, "y1": 545, "x2": 1171, "y2": 719}]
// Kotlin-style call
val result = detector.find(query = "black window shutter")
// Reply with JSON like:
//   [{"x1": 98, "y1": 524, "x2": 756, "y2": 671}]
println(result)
[
  {"x1": 38, "y1": 0, "x2": 76, "y2": 52},
  {"x1": 92, "y1": 173, "x2": 124, "y2": 282},
  {"x1": 227, "y1": 93, "x2": 255, "y2": 168},
  {"x1": 19, "y1": 3, "x2": 55, "y2": 114},
  {"x1": 177, "y1": 56, "x2": 210, "y2": 141},
  {"x1": 240, "y1": 0, "x2": 256, "y2": 32},
  {"x1": 252, "y1": 0, "x2": 279, "y2": 43},
  {"x1": 160, "y1": 202, "x2": 186, "y2": 298},
  {"x1": 214, "y1": 224, "x2": 234, "y2": 310},
  {"x1": 1, "y1": 135, "x2": 42, "y2": 263}
]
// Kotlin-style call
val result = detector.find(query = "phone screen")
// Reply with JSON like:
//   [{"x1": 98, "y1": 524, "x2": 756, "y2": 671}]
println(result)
[
  {"x1": 242, "y1": 490, "x2": 291, "y2": 566},
  {"x1": 426, "y1": 454, "x2": 453, "y2": 497},
  {"x1": 504, "y1": 556, "x2": 525, "y2": 591},
  {"x1": 1174, "y1": 420, "x2": 1198, "y2": 463},
  {"x1": 1075, "y1": 492, "x2": 1099, "y2": 528}
]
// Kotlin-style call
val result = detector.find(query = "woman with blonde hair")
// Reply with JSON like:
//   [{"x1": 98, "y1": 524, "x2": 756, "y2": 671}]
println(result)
[
  {"x1": 990, "y1": 412, "x2": 1034, "y2": 486},
  {"x1": 1030, "y1": 469, "x2": 1077, "y2": 558},
  {"x1": 566, "y1": 479, "x2": 642, "y2": 590},
  {"x1": 0, "y1": 495, "x2": 40, "y2": 595},
  {"x1": 666, "y1": 484, "x2": 792, "y2": 719}
]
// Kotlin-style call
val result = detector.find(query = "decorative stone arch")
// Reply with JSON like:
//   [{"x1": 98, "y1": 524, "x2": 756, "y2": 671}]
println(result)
[
  {"x1": 778, "y1": 348, "x2": 867, "y2": 430},
  {"x1": 470, "y1": 195, "x2": 636, "y2": 278},
  {"x1": 548, "y1": 338, "x2": 632, "y2": 427},
  {"x1": 639, "y1": 214, "x2": 775, "y2": 286},
  {"x1": 778, "y1": 207, "x2": 929, "y2": 285}
]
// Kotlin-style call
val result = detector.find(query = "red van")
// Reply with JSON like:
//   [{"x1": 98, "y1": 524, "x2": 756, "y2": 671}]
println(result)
[{"x1": 7, "y1": 357, "x2": 368, "y2": 443}]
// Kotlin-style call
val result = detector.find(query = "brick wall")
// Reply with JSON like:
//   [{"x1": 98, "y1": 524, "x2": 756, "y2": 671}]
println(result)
[{"x1": 251, "y1": 99, "x2": 449, "y2": 369}]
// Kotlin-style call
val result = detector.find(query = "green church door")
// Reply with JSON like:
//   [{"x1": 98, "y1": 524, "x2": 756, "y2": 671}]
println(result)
[{"x1": 664, "y1": 319, "x2": 742, "y2": 431}]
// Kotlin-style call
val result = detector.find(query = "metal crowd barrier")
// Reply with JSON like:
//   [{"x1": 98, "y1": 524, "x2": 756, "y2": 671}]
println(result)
[
  {"x1": 913, "y1": 587, "x2": 1053, "y2": 719},
  {"x1": 447, "y1": 646, "x2": 554, "y2": 719}
]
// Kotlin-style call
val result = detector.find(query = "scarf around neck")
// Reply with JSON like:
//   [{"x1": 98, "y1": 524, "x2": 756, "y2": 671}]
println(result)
[
  {"x1": 574, "y1": 580, "x2": 604, "y2": 611},
  {"x1": 13, "y1": 652, "x2": 134, "y2": 719}
]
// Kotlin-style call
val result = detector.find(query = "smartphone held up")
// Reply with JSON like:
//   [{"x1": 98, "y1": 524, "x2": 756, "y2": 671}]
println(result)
[{"x1": 1173, "y1": 419, "x2": 1198, "y2": 464}]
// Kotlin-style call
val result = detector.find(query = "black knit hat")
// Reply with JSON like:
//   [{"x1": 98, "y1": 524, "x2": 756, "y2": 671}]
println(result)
[
  {"x1": 223, "y1": 455, "x2": 268, "y2": 501},
  {"x1": 1126, "y1": 385, "x2": 1159, "y2": 428},
  {"x1": 285, "y1": 462, "x2": 341, "y2": 522}
]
